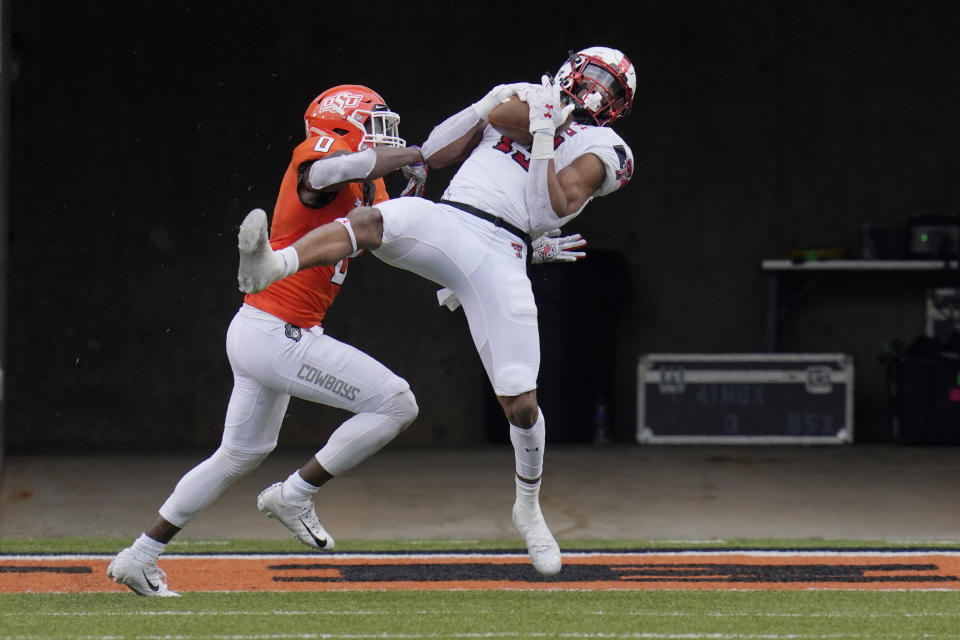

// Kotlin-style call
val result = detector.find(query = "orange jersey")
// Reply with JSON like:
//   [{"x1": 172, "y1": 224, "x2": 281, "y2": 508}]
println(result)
[{"x1": 244, "y1": 133, "x2": 389, "y2": 328}]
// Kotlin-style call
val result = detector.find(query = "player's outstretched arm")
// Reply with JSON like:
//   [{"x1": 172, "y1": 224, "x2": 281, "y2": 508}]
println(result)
[
  {"x1": 419, "y1": 83, "x2": 527, "y2": 169},
  {"x1": 368, "y1": 146, "x2": 425, "y2": 181},
  {"x1": 302, "y1": 146, "x2": 424, "y2": 198}
]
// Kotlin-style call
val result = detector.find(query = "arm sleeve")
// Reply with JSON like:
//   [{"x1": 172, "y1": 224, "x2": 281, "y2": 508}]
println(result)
[
  {"x1": 306, "y1": 147, "x2": 377, "y2": 190},
  {"x1": 420, "y1": 106, "x2": 481, "y2": 161}
]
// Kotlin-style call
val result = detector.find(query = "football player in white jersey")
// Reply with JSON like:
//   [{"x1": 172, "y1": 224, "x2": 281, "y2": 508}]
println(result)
[{"x1": 237, "y1": 46, "x2": 636, "y2": 576}]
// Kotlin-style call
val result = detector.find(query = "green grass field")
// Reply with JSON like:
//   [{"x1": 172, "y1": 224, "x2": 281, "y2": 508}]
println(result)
[
  {"x1": 2, "y1": 538, "x2": 959, "y2": 640},
  {"x1": 4, "y1": 590, "x2": 960, "y2": 639}
]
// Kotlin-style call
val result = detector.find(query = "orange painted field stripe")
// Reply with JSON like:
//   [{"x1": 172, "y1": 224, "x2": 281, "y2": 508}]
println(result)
[{"x1": 2, "y1": 552, "x2": 959, "y2": 593}]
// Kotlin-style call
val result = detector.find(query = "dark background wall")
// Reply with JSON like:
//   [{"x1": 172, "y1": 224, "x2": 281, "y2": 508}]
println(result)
[{"x1": 5, "y1": 1, "x2": 960, "y2": 452}]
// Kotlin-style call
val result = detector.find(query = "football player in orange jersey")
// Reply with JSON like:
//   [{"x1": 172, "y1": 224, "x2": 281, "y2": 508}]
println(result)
[{"x1": 107, "y1": 86, "x2": 425, "y2": 596}]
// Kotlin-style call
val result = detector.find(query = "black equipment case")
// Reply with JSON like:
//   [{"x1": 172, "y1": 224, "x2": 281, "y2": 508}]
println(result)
[
  {"x1": 889, "y1": 338, "x2": 960, "y2": 445},
  {"x1": 637, "y1": 353, "x2": 854, "y2": 444}
]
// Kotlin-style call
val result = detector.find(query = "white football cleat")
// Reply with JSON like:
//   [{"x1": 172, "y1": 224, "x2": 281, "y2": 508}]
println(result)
[
  {"x1": 237, "y1": 208, "x2": 284, "y2": 293},
  {"x1": 107, "y1": 548, "x2": 180, "y2": 597},
  {"x1": 512, "y1": 500, "x2": 562, "y2": 576},
  {"x1": 257, "y1": 482, "x2": 335, "y2": 550}
]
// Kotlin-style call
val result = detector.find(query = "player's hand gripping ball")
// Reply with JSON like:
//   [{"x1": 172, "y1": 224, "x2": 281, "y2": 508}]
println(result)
[{"x1": 487, "y1": 96, "x2": 533, "y2": 145}]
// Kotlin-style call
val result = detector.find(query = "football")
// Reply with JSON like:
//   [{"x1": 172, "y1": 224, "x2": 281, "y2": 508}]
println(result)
[{"x1": 487, "y1": 96, "x2": 532, "y2": 144}]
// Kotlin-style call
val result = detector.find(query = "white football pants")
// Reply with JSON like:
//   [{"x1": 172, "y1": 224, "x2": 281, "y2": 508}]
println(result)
[
  {"x1": 373, "y1": 198, "x2": 540, "y2": 396},
  {"x1": 158, "y1": 304, "x2": 417, "y2": 527}
]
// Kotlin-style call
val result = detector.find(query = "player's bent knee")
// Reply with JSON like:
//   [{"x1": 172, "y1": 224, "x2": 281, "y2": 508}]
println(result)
[
  {"x1": 507, "y1": 404, "x2": 538, "y2": 429},
  {"x1": 215, "y1": 444, "x2": 272, "y2": 478},
  {"x1": 385, "y1": 388, "x2": 419, "y2": 432},
  {"x1": 347, "y1": 207, "x2": 384, "y2": 250},
  {"x1": 500, "y1": 392, "x2": 539, "y2": 429}
]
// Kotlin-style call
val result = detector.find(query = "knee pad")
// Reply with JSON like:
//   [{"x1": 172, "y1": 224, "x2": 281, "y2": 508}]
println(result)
[
  {"x1": 316, "y1": 389, "x2": 418, "y2": 476},
  {"x1": 493, "y1": 363, "x2": 538, "y2": 398},
  {"x1": 213, "y1": 444, "x2": 271, "y2": 479},
  {"x1": 380, "y1": 388, "x2": 419, "y2": 433}
]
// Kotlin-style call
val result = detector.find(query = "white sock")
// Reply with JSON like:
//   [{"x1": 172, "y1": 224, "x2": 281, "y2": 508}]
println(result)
[
  {"x1": 509, "y1": 408, "x2": 545, "y2": 481},
  {"x1": 515, "y1": 476, "x2": 542, "y2": 505},
  {"x1": 130, "y1": 533, "x2": 166, "y2": 564},
  {"x1": 281, "y1": 469, "x2": 319, "y2": 506},
  {"x1": 277, "y1": 246, "x2": 299, "y2": 278}
]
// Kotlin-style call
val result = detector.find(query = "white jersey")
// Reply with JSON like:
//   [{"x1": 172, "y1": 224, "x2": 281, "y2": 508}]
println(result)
[{"x1": 441, "y1": 121, "x2": 634, "y2": 234}]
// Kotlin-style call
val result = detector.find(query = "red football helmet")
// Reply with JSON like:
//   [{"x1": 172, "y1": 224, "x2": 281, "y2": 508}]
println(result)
[
  {"x1": 303, "y1": 84, "x2": 405, "y2": 149},
  {"x1": 554, "y1": 47, "x2": 636, "y2": 127}
]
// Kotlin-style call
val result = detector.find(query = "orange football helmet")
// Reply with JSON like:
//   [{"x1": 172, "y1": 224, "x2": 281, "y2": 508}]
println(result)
[{"x1": 303, "y1": 85, "x2": 405, "y2": 150}]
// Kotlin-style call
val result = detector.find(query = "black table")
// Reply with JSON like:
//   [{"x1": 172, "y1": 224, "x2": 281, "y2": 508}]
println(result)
[{"x1": 761, "y1": 259, "x2": 960, "y2": 351}]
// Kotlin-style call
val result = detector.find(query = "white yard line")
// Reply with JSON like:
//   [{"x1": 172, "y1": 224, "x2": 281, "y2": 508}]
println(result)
[
  {"x1": 4, "y1": 610, "x2": 960, "y2": 619},
  {"x1": 5, "y1": 631, "x2": 960, "y2": 640},
  {"x1": 4, "y1": 550, "x2": 960, "y2": 561}
]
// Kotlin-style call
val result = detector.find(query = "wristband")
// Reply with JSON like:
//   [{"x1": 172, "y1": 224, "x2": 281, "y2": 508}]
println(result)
[{"x1": 530, "y1": 131, "x2": 555, "y2": 161}]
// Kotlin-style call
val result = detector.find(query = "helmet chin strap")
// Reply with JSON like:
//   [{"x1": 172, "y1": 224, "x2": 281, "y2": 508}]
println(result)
[{"x1": 571, "y1": 107, "x2": 595, "y2": 125}]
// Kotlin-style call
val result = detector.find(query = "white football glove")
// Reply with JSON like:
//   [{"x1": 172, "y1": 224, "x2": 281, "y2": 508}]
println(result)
[
  {"x1": 530, "y1": 229, "x2": 587, "y2": 264},
  {"x1": 400, "y1": 149, "x2": 428, "y2": 197},
  {"x1": 471, "y1": 82, "x2": 528, "y2": 119},
  {"x1": 524, "y1": 75, "x2": 575, "y2": 134}
]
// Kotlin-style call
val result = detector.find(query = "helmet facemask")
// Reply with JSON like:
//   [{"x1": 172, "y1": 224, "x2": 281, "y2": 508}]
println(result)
[{"x1": 356, "y1": 104, "x2": 405, "y2": 149}]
